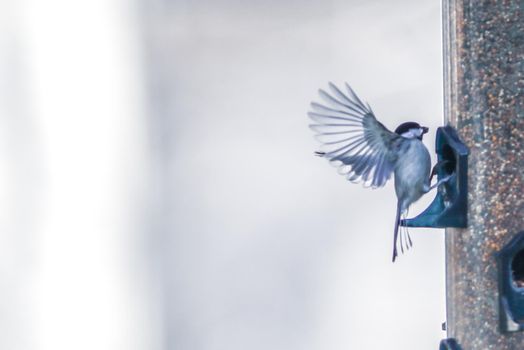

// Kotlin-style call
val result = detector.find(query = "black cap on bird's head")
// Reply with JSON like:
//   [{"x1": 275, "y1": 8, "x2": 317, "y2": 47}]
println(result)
[{"x1": 395, "y1": 122, "x2": 429, "y2": 140}]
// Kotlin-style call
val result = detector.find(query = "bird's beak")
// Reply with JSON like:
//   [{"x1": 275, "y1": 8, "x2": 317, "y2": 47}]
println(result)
[{"x1": 422, "y1": 126, "x2": 429, "y2": 134}]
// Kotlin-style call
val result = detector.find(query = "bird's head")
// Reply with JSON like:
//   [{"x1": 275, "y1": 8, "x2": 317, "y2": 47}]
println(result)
[{"x1": 395, "y1": 122, "x2": 429, "y2": 141}]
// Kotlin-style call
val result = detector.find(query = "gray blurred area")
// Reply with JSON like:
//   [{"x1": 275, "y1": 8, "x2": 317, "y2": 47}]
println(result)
[
  {"x1": 141, "y1": 0, "x2": 445, "y2": 349},
  {"x1": 2, "y1": 0, "x2": 445, "y2": 349}
]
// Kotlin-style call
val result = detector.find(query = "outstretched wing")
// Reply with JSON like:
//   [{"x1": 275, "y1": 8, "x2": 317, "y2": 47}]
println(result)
[{"x1": 308, "y1": 82, "x2": 400, "y2": 188}]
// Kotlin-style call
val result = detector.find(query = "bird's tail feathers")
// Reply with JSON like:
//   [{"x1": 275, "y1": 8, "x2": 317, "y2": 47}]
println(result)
[
  {"x1": 400, "y1": 212, "x2": 413, "y2": 253},
  {"x1": 392, "y1": 202, "x2": 401, "y2": 262},
  {"x1": 393, "y1": 204, "x2": 413, "y2": 263}
]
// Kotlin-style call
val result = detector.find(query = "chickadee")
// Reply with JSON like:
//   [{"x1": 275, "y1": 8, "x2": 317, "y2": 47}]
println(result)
[{"x1": 308, "y1": 82, "x2": 449, "y2": 262}]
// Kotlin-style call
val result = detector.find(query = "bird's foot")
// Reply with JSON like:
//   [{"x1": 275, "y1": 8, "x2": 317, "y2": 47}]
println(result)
[
  {"x1": 429, "y1": 172, "x2": 455, "y2": 191},
  {"x1": 429, "y1": 160, "x2": 451, "y2": 183}
]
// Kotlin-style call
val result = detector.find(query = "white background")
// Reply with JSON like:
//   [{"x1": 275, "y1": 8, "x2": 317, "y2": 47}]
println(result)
[{"x1": 1, "y1": 0, "x2": 445, "y2": 349}]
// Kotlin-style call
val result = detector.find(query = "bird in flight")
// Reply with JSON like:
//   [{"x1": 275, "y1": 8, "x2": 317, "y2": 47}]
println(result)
[{"x1": 308, "y1": 82, "x2": 449, "y2": 262}]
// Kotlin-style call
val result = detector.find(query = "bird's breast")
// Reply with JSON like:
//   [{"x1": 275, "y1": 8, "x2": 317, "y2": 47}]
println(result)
[{"x1": 394, "y1": 140, "x2": 431, "y2": 201}]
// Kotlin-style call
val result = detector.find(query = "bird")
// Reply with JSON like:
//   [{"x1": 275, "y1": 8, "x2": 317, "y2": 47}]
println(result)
[{"x1": 308, "y1": 82, "x2": 449, "y2": 262}]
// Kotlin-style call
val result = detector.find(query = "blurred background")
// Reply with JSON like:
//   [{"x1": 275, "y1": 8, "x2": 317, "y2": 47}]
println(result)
[{"x1": 1, "y1": 0, "x2": 445, "y2": 349}]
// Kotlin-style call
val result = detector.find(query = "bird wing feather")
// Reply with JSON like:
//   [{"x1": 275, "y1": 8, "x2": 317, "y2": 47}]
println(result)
[{"x1": 308, "y1": 82, "x2": 400, "y2": 188}]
